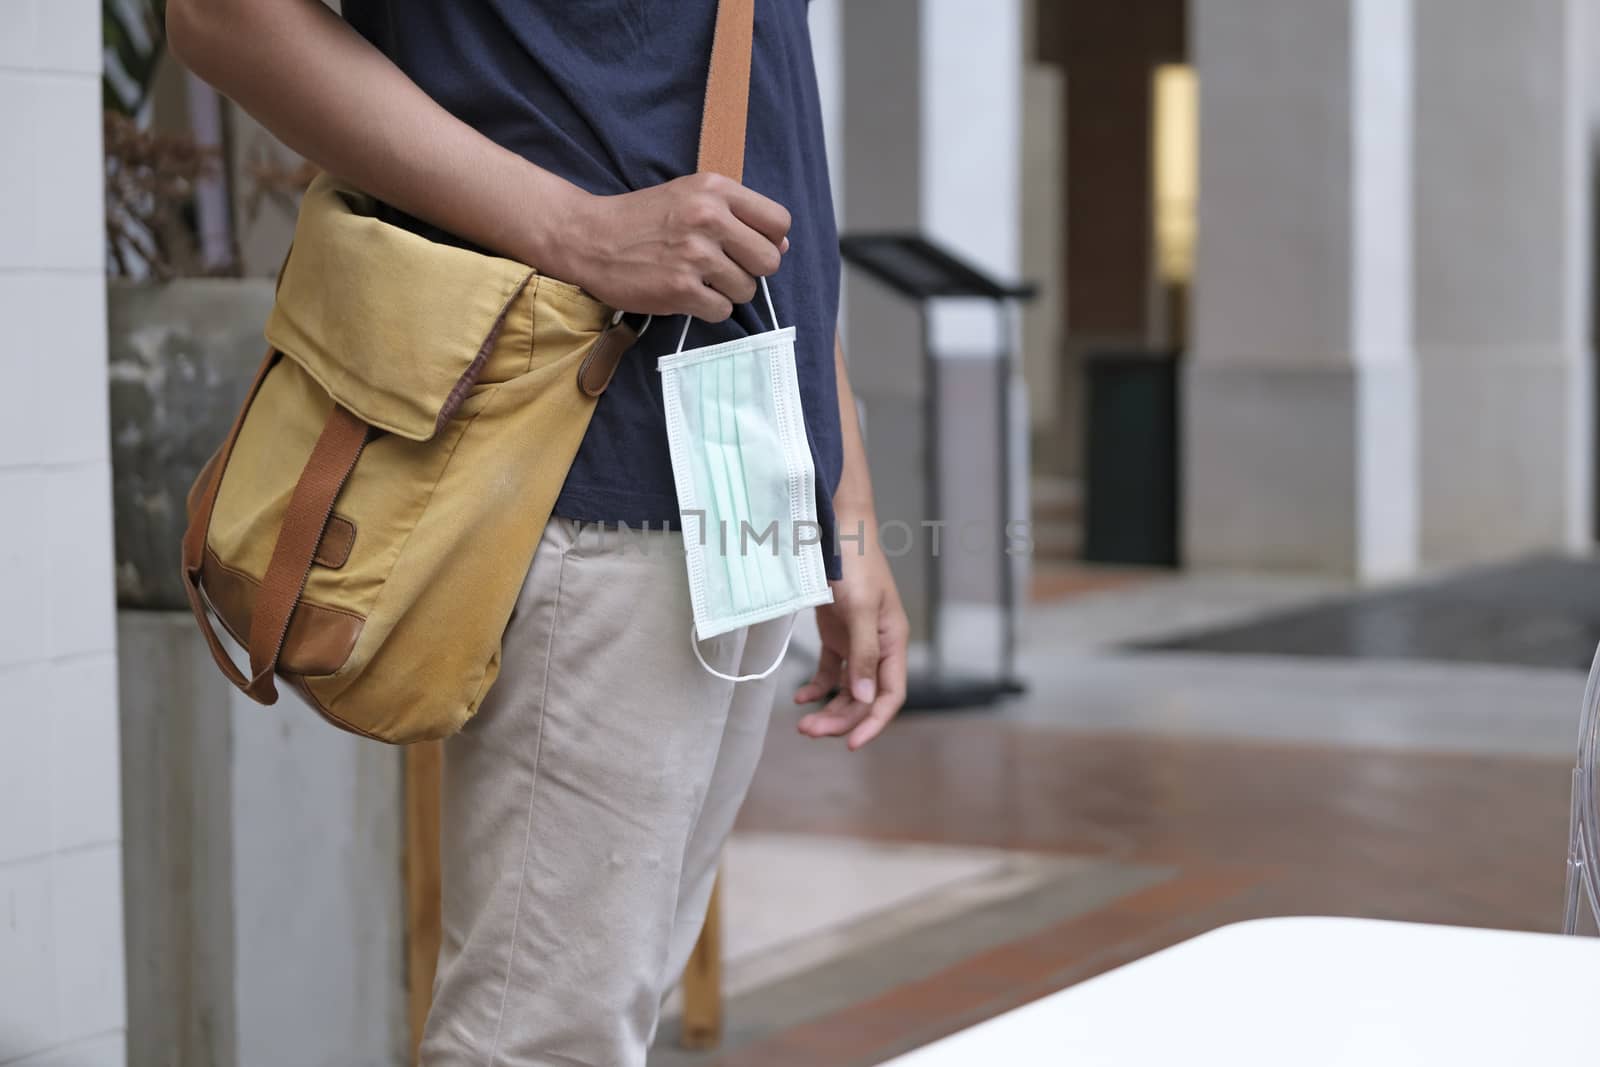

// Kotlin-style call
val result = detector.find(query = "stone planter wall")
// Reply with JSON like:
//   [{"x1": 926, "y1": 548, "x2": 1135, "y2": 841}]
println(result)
[{"x1": 108, "y1": 278, "x2": 277, "y2": 610}]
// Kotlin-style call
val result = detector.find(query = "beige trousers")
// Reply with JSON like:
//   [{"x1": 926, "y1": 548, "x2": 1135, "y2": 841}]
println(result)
[{"x1": 419, "y1": 518, "x2": 786, "y2": 1066}]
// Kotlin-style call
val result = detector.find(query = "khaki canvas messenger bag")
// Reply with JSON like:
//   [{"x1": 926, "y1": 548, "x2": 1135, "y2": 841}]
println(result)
[{"x1": 180, "y1": 0, "x2": 756, "y2": 744}]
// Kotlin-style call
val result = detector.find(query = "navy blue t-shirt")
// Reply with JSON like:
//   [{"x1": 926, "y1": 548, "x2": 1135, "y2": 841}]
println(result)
[{"x1": 342, "y1": 0, "x2": 843, "y2": 577}]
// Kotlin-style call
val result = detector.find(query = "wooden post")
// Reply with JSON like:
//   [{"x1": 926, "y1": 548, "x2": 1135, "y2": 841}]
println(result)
[
  {"x1": 404, "y1": 741, "x2": 444, "y2": 1064},
  {"x1": 679, "y1": 872, "x2": 724, "y2": 1050}
]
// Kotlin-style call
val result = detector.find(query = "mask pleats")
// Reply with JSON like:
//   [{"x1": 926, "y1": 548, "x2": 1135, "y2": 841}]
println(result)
[{"x1": 657, "y1": 318, "x2": 833, "y2": 648}]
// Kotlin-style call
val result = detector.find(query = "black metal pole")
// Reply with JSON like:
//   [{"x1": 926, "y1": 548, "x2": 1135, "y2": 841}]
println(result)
[
  {"x1": 921, "y1": 303, "x2": 943, "y2": 680},
  {"x1": 995, "y1": 298, "x2": 1018, "y2": 686}
]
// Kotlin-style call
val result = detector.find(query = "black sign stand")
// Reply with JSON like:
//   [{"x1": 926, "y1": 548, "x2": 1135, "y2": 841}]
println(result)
[{"x1": 840, "y1": 233, "x2": 1036, "y2": 710}]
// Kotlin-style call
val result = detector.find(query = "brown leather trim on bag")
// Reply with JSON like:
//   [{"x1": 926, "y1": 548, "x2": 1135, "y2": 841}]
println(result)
[
  {"x1": 577, "y1": 318, "x2": 641, "y2": 398},
  {"x1": 314, "y1": 516, "x2": 357, "y2": 570},
  {"x1": 435, "y1": 274, "x2": 533, "y2": 435},
  {"x1": 187, "y1": 448, "x2": 221, "y2": 523},
  {"x1": 181, "y1": 348, "x2": 283, "y2": 699},
  {"x1": 285, "y1": 675, "x2": 391, "y2": 742},
  {"x1": 201, "y1": 548, "x2": 363, "y2": 677}
]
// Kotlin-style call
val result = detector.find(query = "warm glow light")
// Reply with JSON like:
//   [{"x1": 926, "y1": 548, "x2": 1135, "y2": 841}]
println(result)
[{"x1": 1153, "y1": 63, "x2": 1197, "y2": 286}]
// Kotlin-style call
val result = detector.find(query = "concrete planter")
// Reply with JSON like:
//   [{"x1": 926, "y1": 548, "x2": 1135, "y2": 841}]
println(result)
[
  {"x1": 108, "y1": 278, "x2": 277, "y2": 610},
  {"x1": 119, "y1": 613, "x2": 408, "y2": 1067}
]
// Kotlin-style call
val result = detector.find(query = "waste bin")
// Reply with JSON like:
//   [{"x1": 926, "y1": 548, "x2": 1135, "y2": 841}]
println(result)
[{"x1": 1083, "y1": 349, "x2": 1181, "y2": 567}]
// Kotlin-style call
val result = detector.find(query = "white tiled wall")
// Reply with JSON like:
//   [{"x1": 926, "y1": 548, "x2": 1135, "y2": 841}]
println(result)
[{"x1": 0, "y1": 2, "x2": 126, "y2": 1066}]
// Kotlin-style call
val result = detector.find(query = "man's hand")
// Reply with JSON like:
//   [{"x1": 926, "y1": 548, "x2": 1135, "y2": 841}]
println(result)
[
  {"x1": 795, "y1": 510, "x2": 909, "y2": 750},
  {"x1": 552, "y1": 174, "x2": 792, "y2": 322},
  {"x1": 797, "y1": 334, "x2": 907, "y2": 750}
]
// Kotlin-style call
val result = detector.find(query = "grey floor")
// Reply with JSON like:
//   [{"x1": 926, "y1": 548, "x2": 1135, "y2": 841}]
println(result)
[
  {"x1": 1140, "y1": 555, "x2": 1600, "y2": 671},
  {"x1": 649, "y1": 559, "x2": 1593, "y2": 1064},
  {"x1": 999, "y1": 562, "x2": 1588, "y2": 760}
]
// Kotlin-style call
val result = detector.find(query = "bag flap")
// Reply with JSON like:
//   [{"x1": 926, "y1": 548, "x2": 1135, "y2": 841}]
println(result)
[{"x1": 265, "y1": 174, "x2": 535, "y2": 442}]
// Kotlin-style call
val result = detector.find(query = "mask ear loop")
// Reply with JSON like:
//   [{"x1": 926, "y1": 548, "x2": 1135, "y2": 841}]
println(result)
[
  {"x1": 692, "y1": 610, "x2": 798, "y2": 683},
  {"x1": 674, "y1": 277, "x2": 782, "y2": 355},
  {"x1": 759, "y1": 275, "x2": 780, "y2": 332}
]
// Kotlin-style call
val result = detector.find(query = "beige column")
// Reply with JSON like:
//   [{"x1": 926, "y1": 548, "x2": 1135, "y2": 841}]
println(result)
[
  {"x1": 1413, "y1": 0, "x2": 1593, "y2": 562},
  {"x1": 1185, "y1": 0, "x2": 1418, "y2": 577}
]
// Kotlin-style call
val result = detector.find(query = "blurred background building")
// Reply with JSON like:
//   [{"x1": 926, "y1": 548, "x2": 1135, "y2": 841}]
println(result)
[{"x1": 3, "y1": 0, "x2": 1599, "y2": 1064}]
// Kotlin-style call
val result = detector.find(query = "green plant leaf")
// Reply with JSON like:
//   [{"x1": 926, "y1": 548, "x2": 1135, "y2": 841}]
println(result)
[{"x1": 102, "y1": 0, "x2": 168, "y2": 117}]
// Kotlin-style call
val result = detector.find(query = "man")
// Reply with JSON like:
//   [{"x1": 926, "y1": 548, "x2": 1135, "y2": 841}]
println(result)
[{"x1": 166, "y1": 1, "x2": 909, "y2": 1063}]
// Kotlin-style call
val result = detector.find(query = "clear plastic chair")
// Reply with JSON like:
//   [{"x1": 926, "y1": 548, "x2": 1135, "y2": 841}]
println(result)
[{"x1": 1562, "y1": 641, "x2": 1600, "y2": 934}]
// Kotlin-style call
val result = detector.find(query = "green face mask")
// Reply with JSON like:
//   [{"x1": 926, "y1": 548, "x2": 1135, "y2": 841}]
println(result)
[{"x1": 657, "y1": 279, "x2": 833, "y2": 681}]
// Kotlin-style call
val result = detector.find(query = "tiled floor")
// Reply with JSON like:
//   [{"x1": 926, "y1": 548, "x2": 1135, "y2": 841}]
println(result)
[
  {"x1": 1028, "y1": 562, "x2": 1159, "y2": 604},
  {"x1": 650, "y1": 566, "x2": 1586, "y2": 1067},
  {"x1": 660, "y1": 835, "x2": 1108, "y2": 1010},
  {"x1": 653, "y1": 836, "x2": 1168, "y2": 1067}
]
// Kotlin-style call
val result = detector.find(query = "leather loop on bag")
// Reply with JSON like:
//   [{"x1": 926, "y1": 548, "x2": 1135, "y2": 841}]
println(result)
[{"x1": 577, "y1": 318, "x2": 641, "y2": 397}]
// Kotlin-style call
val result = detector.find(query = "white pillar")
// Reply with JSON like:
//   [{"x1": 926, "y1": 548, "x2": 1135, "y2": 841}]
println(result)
[
  {"x1": 1413, "y1": 0, "x2": 1593, "y2": 562},
  {"x1": 1186, "y1": 0, "x2": 1418, "y2": 578},
  {"x1": 839, "y1": 0, "x2": 1026, "y2": 675},
  {"x1": 922, "y1": 0, "x2": 1026, "y2": 675},
  {"x1": 0, "y1": 2, "x2": 127, "y2": 1065},
  {"x1": 838, "y1": 0, "x2": 925, "y2": 646}
]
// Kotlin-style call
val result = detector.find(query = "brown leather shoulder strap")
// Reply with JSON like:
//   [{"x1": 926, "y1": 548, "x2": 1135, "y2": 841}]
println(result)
[
  {"x1": 698, "y1": 0, "x2": 755, "y2": 180},
  {"x1": 243, "y1": 404, "x2": 369, "y2": 701}
]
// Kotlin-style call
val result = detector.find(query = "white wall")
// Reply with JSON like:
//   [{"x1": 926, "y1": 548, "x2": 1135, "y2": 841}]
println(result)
[
  {"x1": 0, "y1": 2, "x2": 127, "y2": 1066},
  {"x1": 807, "y1": 0, "x2": 844, "y2": 223}
]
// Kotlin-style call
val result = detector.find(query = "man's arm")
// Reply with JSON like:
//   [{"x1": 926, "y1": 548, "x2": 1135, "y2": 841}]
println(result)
[
  {"x1": 794, "y1": 334, "x2": 910, "y2": 749},
  {"x1": 166, "y1": 0, "x2": 789, "y2": 319}
]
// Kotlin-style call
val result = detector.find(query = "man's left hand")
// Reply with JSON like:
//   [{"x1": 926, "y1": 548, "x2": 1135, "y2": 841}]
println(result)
[{"x1": 794, "y1": 515, "x2": 909, "y2": 750}]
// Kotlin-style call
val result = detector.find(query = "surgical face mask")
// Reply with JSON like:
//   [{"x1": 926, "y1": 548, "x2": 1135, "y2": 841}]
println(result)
[{"x1": 656, "y1": 278, "x2": 833, "y2": 681}]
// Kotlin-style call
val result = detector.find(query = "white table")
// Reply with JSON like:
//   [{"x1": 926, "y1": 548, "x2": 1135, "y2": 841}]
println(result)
[{"x1": 879, "y1": 917, "x2": 1600, "y2": 1066}]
